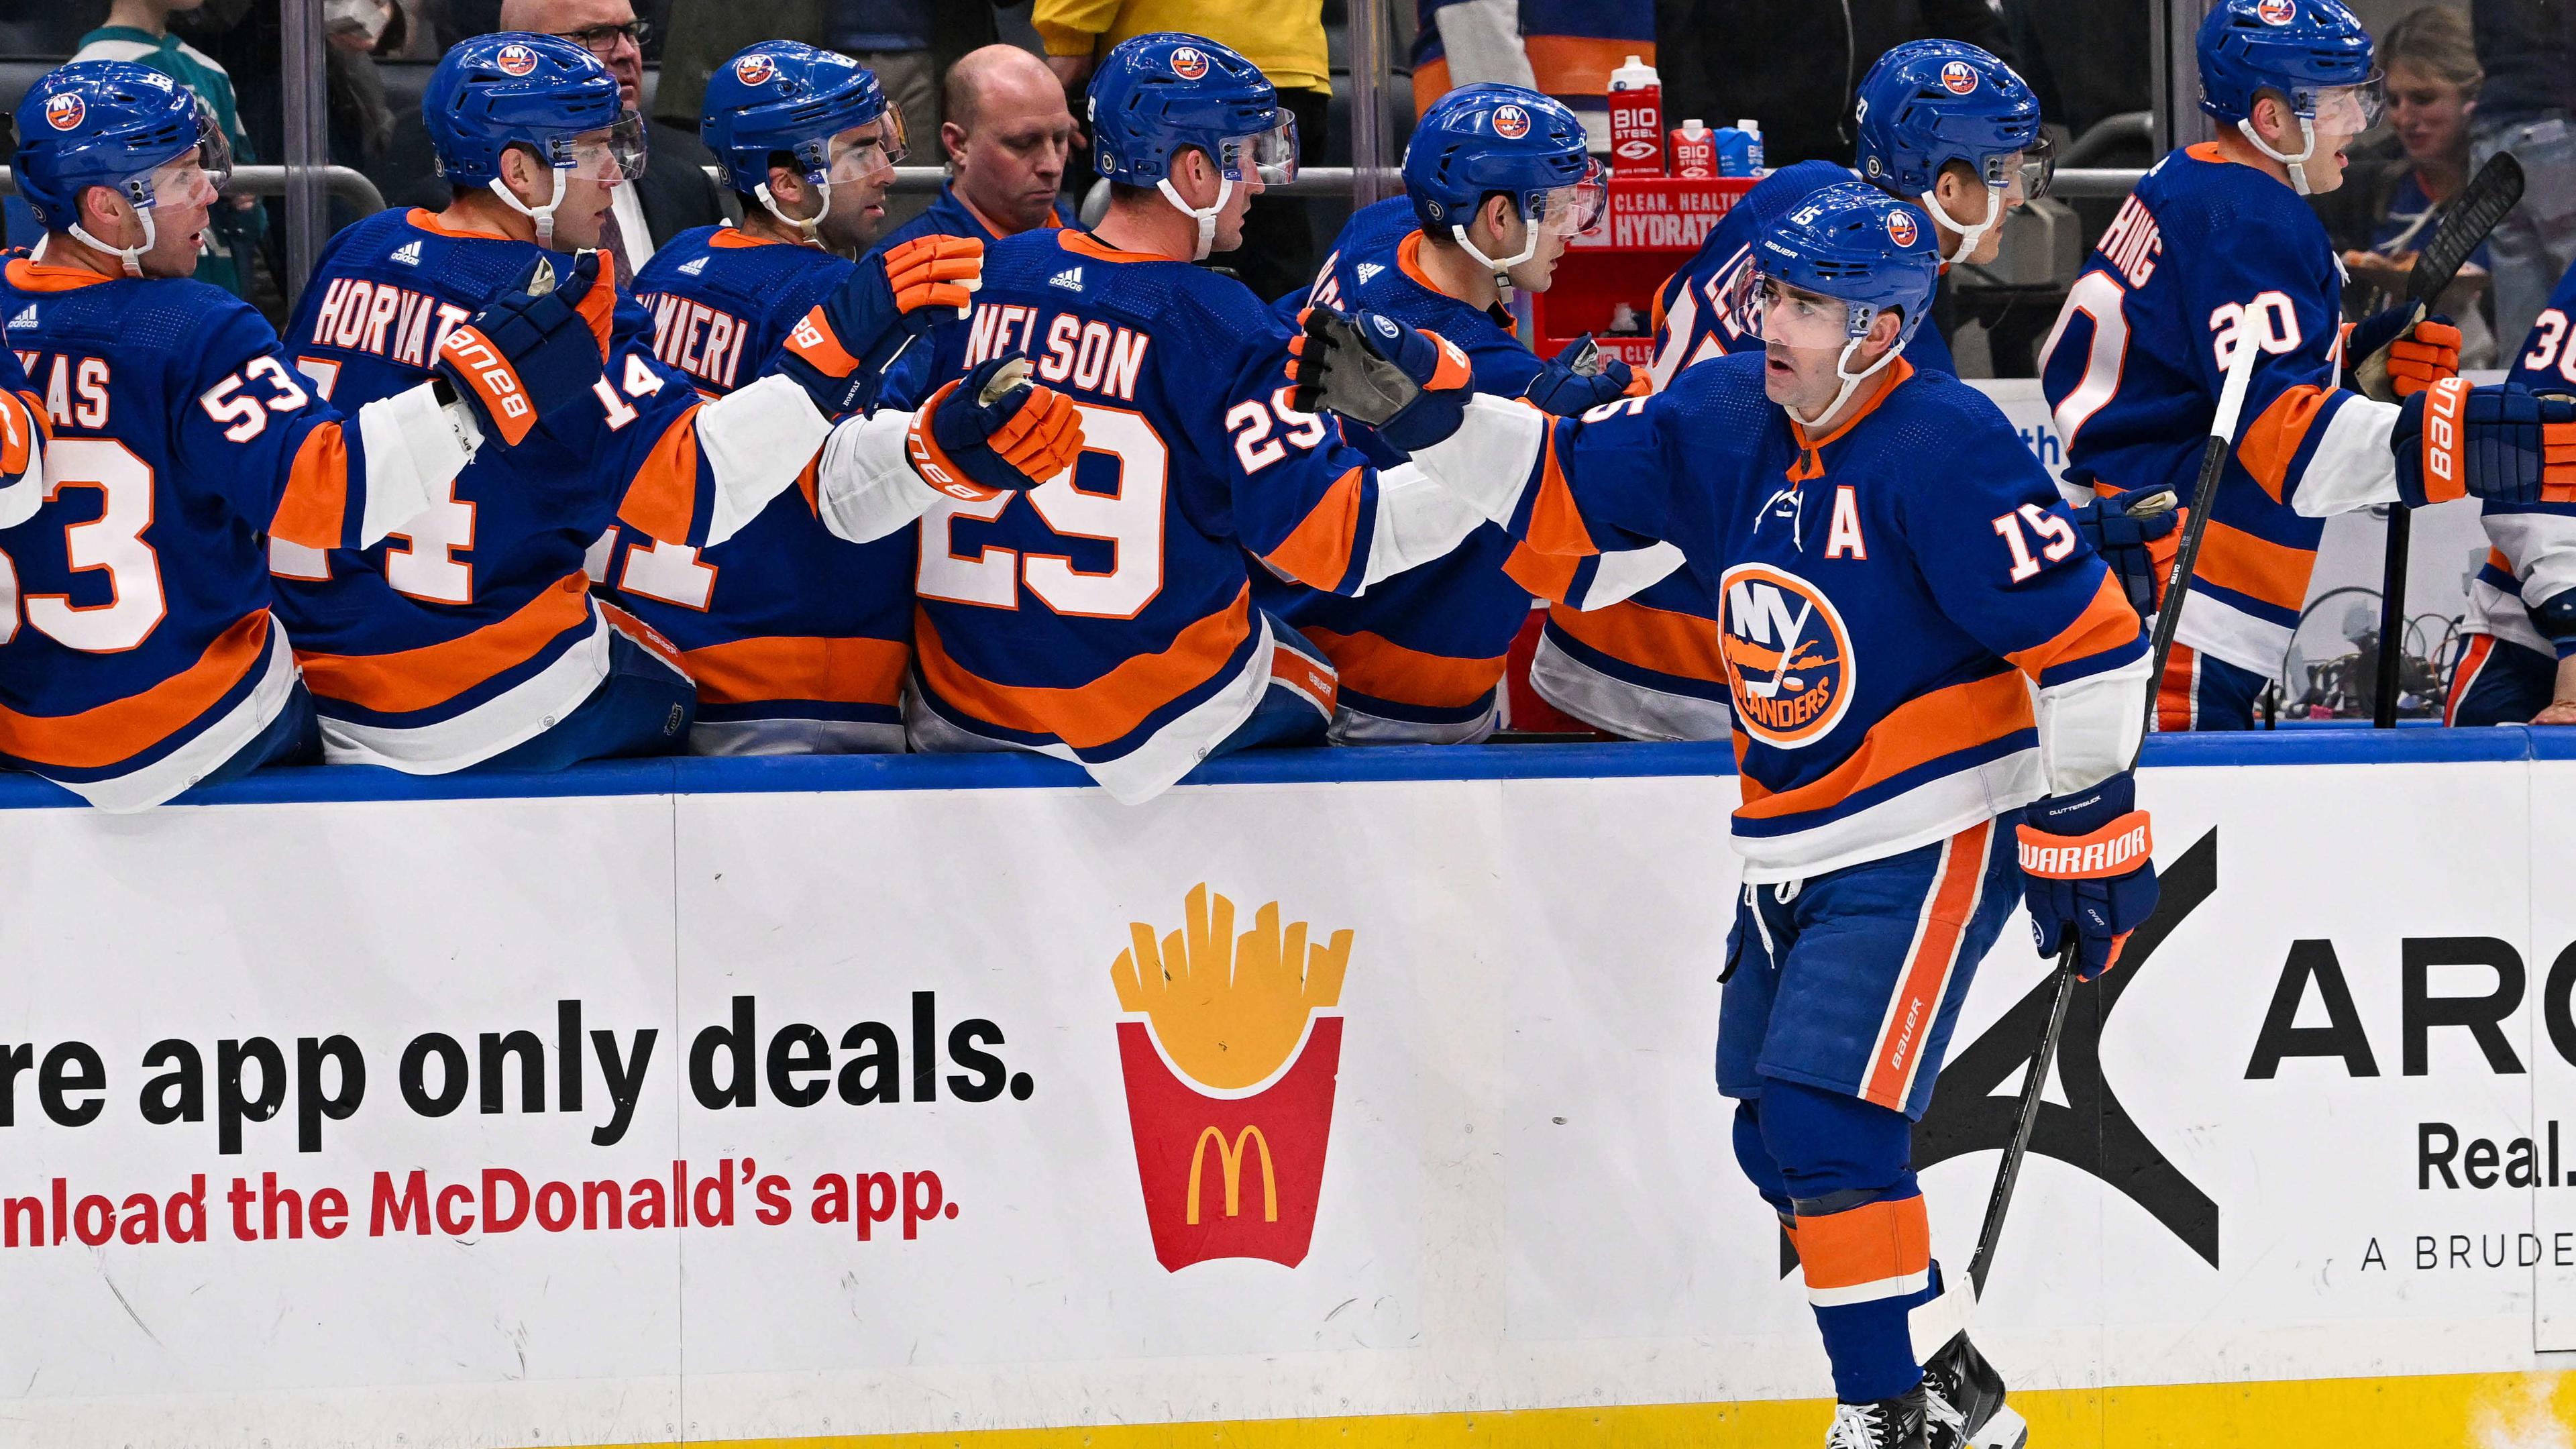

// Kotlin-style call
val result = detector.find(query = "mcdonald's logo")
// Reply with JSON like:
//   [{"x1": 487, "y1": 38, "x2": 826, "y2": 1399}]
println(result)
[
  {"x1": 1186, "y1": 1126, "x2": 1278, "y2": 1225},
  {"x1": 1110, "y1": 885, "x2": 1351, "y2": 1272}
]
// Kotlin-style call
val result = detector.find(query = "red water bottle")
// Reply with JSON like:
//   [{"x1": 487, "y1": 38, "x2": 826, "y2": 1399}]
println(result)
[
  {"x1": 1608, "y1": 54, "x2": 1664, "y2": 177},
  {"x1": 1670, "y1": 119, "x2": 1716, "y2": 179}
]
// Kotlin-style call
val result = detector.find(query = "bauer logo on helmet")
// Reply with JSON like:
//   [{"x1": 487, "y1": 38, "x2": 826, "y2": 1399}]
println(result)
[
  {"x1": 1171, "y1": 46, "x2": 1210, "y2": 80},
  {"x1": 1886, "y1": 210, "x2": 1920, "y2": 248},
  {"x1": 494, "y1": 43, "x2": 540, "y2": 76},
  {"x1": 43, "y1": 93, "x2": 83, "y2": 131},
  {"x1": 1941, "y1": 60, "x2": 1980, "y2": 95},
  {"x1": 733, "y1": 53, "x2": 777, "y2": 86},
  {"x1": 2257, "y1": 0, "x2": 2297, "y2": 24},
  {"x1": 1494, "y1": 103, "x2": 1531, "y2": 140}
]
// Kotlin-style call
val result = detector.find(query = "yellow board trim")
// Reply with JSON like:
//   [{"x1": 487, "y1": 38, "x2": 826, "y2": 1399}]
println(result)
[{"x1": 573, "y1": 1369, "x2": 2575, "y2": 1448}]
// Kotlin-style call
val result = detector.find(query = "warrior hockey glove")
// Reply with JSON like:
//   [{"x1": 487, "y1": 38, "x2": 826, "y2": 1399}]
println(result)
[
  {"x1": 2018, "y1": 771, "x2": 2159, "y2": 981},
  {"x1": 2392, "y1": 378, "x2": 2576, "y2": 507},
  {"x1": 432, "y1": 251, "x2": 614, "y2": 447},
  {"x1": 1521, "y1": 335, "x2": 1646, "y2": 415},
  {"x1": 771, "y1": 233, "x2": 983, "y2": 418},
  {"x1": 2348, "y1": 308, "x2": 2463, "y2": 400},
  {"x1": 2068, "y1": 485, "x2": 2180, "y2": 616},
  {"x1": 904, "y1": 354, "x2": 1084, "y2": 500},
  {"x1": 1288, "y1": 305, "x2": 1474, "y2": 452}
]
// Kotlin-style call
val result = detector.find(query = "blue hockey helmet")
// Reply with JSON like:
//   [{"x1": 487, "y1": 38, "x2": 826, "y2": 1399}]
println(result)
[
  {"x1": 1854, "y1": 40, "x2": 2049, "y2": 262},
  {"x1": 2198, "y1": 0, "x2": 2379, "y2": 193},
  {"x1": 701, "y1": 42, "x2": 903, "y2": 242},
  {"x1": 1086, "y1": 32, "x2": 1296, "y2": 258},
  {"x1": 13, "y1": 61, "x2": 231, "y2": 275},
  {"x1": 1729, "y1": 181, "x2": 1941, "y2": 423},
  {"x1": 1403, "y1": 83, "x2": 1603, "y2": 285},
  {"x1": 423, "y1": 33, "x2": 641, "y2": 245}
]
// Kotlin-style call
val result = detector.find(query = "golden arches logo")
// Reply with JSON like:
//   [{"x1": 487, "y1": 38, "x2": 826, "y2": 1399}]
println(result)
[{"x1": 1185, "y1": 1125, "x2": 1278, "y2": 1224}]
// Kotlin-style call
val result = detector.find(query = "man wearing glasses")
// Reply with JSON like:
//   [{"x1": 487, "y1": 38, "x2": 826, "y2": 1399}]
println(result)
[{"x1": 497, "y1": 0, "x2": 725, "y2": 279}]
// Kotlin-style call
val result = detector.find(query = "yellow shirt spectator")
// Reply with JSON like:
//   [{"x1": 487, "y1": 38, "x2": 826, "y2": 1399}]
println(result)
[{"x1": 1032, "y1": 0, "x2": 1332, "y2": 95}]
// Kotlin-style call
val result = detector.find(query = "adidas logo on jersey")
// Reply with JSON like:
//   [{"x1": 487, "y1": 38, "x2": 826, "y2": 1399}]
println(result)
[
  {"x1": 390, "y1": 239, "x2": 423, "y2": 266},
  {"x1": 1355, "y1": 262, "x2": 1385, "y2": 285},
  {"x1": 1049, "y1": 267, "x2": 1085, "y2": 292},
  {"x1": 5, "y1": 305, "x2": 34, "y2": 333},
  {"x1": 678, "y1": 256, "x2": 708, "y2": 276}
]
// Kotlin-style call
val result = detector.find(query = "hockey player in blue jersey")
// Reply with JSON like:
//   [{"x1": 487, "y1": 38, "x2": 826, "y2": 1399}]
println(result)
[
  {"x1": 1296, "y1": 182, "x2": 2148, "y2": 1446},
  {"x1": 2451, "y1": 258, "x2": 2576, "y2": 725},
  {"x1": 271, "y1": 34, "x2": 995, "y2": 774},
  {"x1": 1252, "y1": 83, "x2": 1674, "y2": 742},
  {"x1": 781, "y1": 32, "x2": 1515, "y2": 802},
  {"x1": 1536, "y1": 41, "x2": 2047, "y2": 744},
  {"x1": 0, "y1": 60, "x2": 603, "y2": 809},
  {"x1": 598, "y1": 41, "x2": 930, "y2": 753},
  {"x1": 2040, "y1": 0, "x2": 2473, "y2": 730}
]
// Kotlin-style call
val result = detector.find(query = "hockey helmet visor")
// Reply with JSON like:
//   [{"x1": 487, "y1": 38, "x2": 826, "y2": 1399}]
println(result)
[
  {"x1": 2297, "y1": 73, "x2": 2385, "y2": 133},
  {"x1": 1530, "y1": 156, "x2": 1608, "y2": 239},
  {"x1": 1212, "y1": 115, "x2": 1299, "y2": 185},
  {"x1": 553, "y1": 110, "x2": 649, "y2": 181},
  {"x1": 1723, "y1": 268, "x2": 1880, "y2": 352},
  {"x1": 137, "y1": 101, "x2": 233, "y2": 208}
]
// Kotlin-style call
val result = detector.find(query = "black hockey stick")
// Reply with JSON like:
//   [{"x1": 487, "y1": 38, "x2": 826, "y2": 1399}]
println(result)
[
  {"x1": 1960, "y1": 331, "x2": 2265, "y2": 1302},
  {"x1": 2363, "y1": 153, "x2": 2524, "y2": 727}
]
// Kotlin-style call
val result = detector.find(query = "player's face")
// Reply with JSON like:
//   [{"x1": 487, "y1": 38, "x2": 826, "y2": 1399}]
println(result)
[
  {"x1": 1756, "y1": 279, "x2": 1854, "y2": 412},
  {"x1": 1930, "y1": 159, "x2": 2029, "y2": 267},
  {"x1": 2386, "y1": 61, "x2": 2471, "y2": 168},
  {"x1": 823, "y1": 119, "x2": 901, "y2": 249},
  {"x1": 101, "y1": 150, "x2": 221, "y2": 278}
]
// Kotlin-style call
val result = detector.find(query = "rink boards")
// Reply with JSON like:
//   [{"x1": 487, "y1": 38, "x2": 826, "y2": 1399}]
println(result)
[{"x1": 2, "y1": 732, "x2": 2574, "y2": 1448}]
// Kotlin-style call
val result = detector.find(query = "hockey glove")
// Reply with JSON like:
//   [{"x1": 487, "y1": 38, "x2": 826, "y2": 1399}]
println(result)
[
  {"x1": 1521, "y1": 335, "x2": 1646, "y2": 415},
  {"x1": 1287, "y1": 305, "x2": 1474, "y2": 452},
  {"x1": 904, "y1": 354, "x2": 1085, "y2": 500},
  {"x1": 432, "y1": 251, "x2": 614, "y2": 447},
  {"x1": 772, "y1": 233, "x2": 984, "y2": 418},
  {"x1": 2018, "y1": 771, "x2": 2159, "y2": 981},
  {"x1": 2348, "y1": 308, "x2": 2463, "y2": 400},
  {"x1": 0, "y1": 387, "x2": 47, "y2": 530},
  {"x1": 2392, "y1": 378, "x2": 2576, "y2": 507},
  {"x1": 2068, "y1": 484, "x2": 2180, "y2": 616}
]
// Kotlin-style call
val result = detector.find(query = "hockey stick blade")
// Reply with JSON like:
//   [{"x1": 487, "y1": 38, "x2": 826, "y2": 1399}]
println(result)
[
  {"x1": 2412, "y1": 152, "x2": 2523, "y2": 309},
  {"x1": 1966, "y1": 335, "x2": 2263, "y2": 1301}
]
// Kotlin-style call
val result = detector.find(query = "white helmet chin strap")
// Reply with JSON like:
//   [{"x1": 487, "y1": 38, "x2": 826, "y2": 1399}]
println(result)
[
  {"x1": 1452, "y1": 216, "x2": 1540, "y2": 301},
  {"x1": 2237, "y1": 113, "x2": 2320, "y2": 195},
  {"x1": 488, "y1": 168, "x2": 569, "y2": 249},
  {"x1": 1921, "y1": 184, "x2": 2002, "y2": 266},
  {"x1": 1157, "y1": 175, "x2": 1232, "y2": 261},
  {"x1": 1790, "y1": 331, "x2": 1909, "y2": 433},
  {"x1": 66, "y1": 208, "x2": 156, "y2": 278},
  {"x1": 755, "y1": 178, "x2": 835, "y2": 250}
]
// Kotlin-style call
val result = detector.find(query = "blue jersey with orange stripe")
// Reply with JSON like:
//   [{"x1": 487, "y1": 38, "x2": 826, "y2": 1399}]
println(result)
[
  {"x1": 1540, "y1": 161, "x2": 1957, "y2": 741},
  {"x1": 1277, "y1": 196, "x2": 1419, "y2": 321},
  {"x1": 1251, "y1": 226, "x2": 1587, "y2": 735},
  {"x1": 602, "y1": 224, "x2": 913, "y2": 753},
  {"x1": 271, "y1": 207, "x2": 816, "y2": 773},
  {"x1": 2040, "y1": 144, "x2": 2400, "y2": 684},
  {"x1": 892, "y1": 226, "x2": 1477, "y2": 801},
  {"x1": 2465, "y1": 264, "x2": 2576, "y2": 664},
  {"x1": 0, "y1": 254, "x2": 435, "y2": 808},
  {"x1": 1468, "y1": 354, "x2": 2146, "y2": 879}
]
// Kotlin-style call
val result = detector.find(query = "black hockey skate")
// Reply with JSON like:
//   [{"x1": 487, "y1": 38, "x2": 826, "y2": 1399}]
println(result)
[
  {"x1": 1825, "y1": 1385, "x2": 1929, "y2": 1448},
  {"x1": 1921, "y1": 1332, "x2": 2029, "y2": 1449}
]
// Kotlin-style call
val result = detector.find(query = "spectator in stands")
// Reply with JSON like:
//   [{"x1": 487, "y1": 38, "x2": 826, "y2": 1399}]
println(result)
[
  {"x1": 1034, "y1": 0, "x2": 1328, "y2": 301},
  {"x1": 827, "y1": 2, "x2": 938, "y2": 138},
  {"x1": 1411, "y1": 0, "x2": 1536, "y2": 117},
  {"x1": 497, "y1": 0, "x2": 726, "y2": 278},
  {"x1": 876, "y1": 44, "x2": 1077, "y2": 250},
  {"x1": 2472, "y1": 0, "x2": 2576, "y2": 347},
  {"x1": 2316, "y1": 5, "x2": 2496, "y2": 364},
  {"x1": 1655, "y1": 0, "x2": 2014, "y2": 169},
  {"x1": 1410, "y1": 0, "x2": 1654, "y2": 157},
  {"x1": 72, "y1": 0, "x2": 266, "y2": 303}
]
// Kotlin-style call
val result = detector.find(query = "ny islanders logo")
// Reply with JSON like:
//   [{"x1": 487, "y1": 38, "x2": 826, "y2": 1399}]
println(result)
[
  {"x1": 43, "y1": 93, "x2": 83, "y2": 131},
  {"x1": 2256, "y1": 0, "x2": 2297, "y2": 23},
  {"x1": 1171, "y1": 46, "x2": 1210, "y2": 80},
  {"x1": 733, "y1": 53, "x2": 777, "y2": 86},
  {"x1": 494, "y1": 43, "x2": 540, "y2": 76},
  {"x1": 1112, "y1": 885, "x2": 1351, "y2": 1271},
  {"x1": 1719, "y1": 563, "x2": 1855, "y2": 747},
  {"x1": 1886, "y1": 209, "x2": 1920, "y2": 248},
  {"x1": 1940, "y1": 60, "x2": 1980, "y2": 95},
  {"x1": 1493, "y1": 103, "x2": 1532, "y2": 140}
]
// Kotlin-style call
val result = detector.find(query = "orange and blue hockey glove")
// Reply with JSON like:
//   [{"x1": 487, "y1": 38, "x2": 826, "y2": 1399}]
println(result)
[
  {"x1": 2393, "y1": 378, "x2": 2576, "y2": 506},
  {"x1": 2019, "y1": 771, "x2": 2159, "y2": 981},
  {"x1": 772, "y1": 233, "x2": 983, "y2": 417},
  {"x1": 904, "y1": 354, "x2": 1085, "y2": 500},
  {"x1": 1287, "y1": 305, "x2": 1474, "y2": 452},
  {"x1": 432, "y1": 251, "x2": 614, "y2": 447},
  {"x1": 2349, "y1": 306, "x2": 2463, "y2": 399}
]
